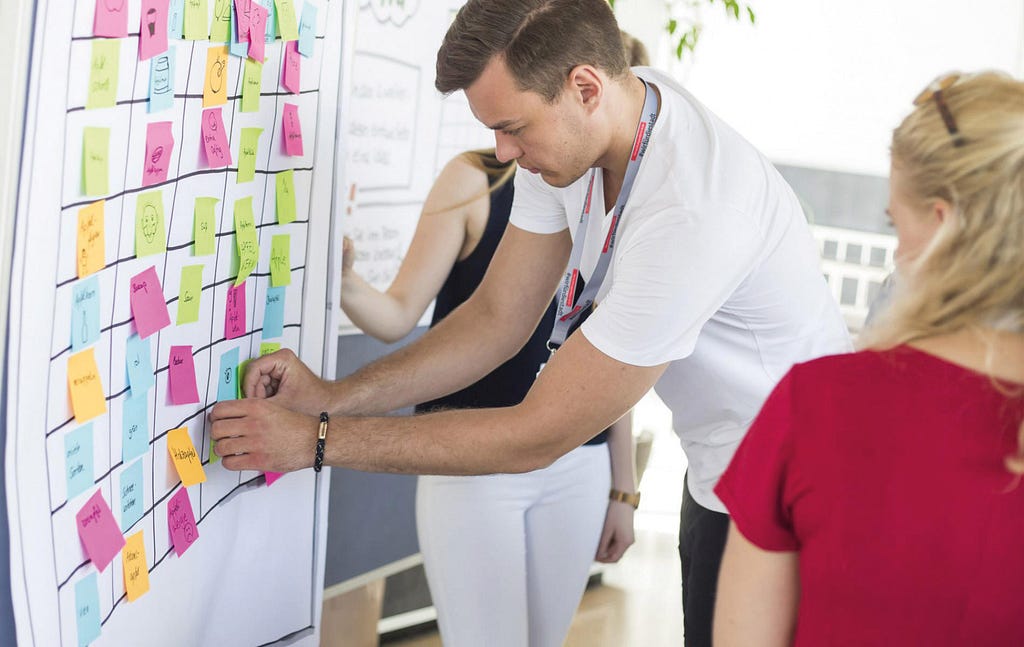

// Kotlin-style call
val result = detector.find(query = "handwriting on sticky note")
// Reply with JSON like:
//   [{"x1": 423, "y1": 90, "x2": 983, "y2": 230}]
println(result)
[
  {"x1": 270, "y1": 234, "x2": 291, "y2": 287},
  {"x1": 77, "y1": 200, "x2": 106, "y2": 278},
  {"x1": 75, "y1": 572, "x2": 102, "y2": 646},
  {"x1": 276, "y1": 170, "x2": 296, "y2": 224},
  {"x1": 210, "y1": 0, "x2": 232, "y2": 42},
  {"x1": 193, "y1": 197, "x2": 218, "y2": 256},
  {"x1": 72, "y1": 275, "x2": 101, "y2": 352},
  {"x1": 149, "y1": 46, "x2": 176, "y2": 113},
  {"x1": 237, "y1": 128, "x2": 261, "y2": 183},
  {"x1": 234, "y1": 0, "x2": 253, "y2": 42},
  {"x1": 257, "y1": 0, "x2": 276, "y2": 42},
  {"x1": 225, "y1": 282, "x2": 247, "y2": 339},
  {"x1": 167, "y1": 487, "x2": 199, "y2": 556},
  {"x1": 94, "y1": 0, "x2": 129, "y2": 37},
  {"x1": 241, "y1": 59, "x2": 263, "y2": 113},
  {"x1": 201, "y1": 107, "x2": 233, "y2": 167},
  {"x1": 229, "y1": 4, "x2": 249, "y2": 57},
  {"x1": 274, "y1": 0, "x2": 299, "y2": 40},
  {"x1": 122, "y1": 395, "x2": 150, "y2": 463},
  {"x1": 168, "y1": 0, "x2": 185, "y2": 38},
  {"x1": 203, "y1": 46, "x2": 229, "y2": 107},
  {"x1": 82, "y1": 127, "x2": 110, "y2": 197},
  {"x1": 76, "y1": 490, "x2": 126, "y2": 572},
  {"x1": 259, "y1": 342, "x2": 280, "y2": 356},
  {"x1": 248, "y1": 4, "x2": 268, "y2": 62},
  {"x1": 68, "y1": 348, "x2": 107, "y2": 424},
  {"x1": 135, "y1": 190, "x2": 167, "y2": 257},
  {"x1": 142, "y1": 122, "x2": 174, "y2": 187},
  {"x1": 177, "y1": 265, "x2": 204, "y2": 324},
  {"x1": 217, "y1": 347, "x2": 239, "y2": 401},
  {"x1": 183, "y1": 0, "x2": 209, "y2": 40},
  {"x1": 168, "y1": 346, "x2": 201, "y2": 405},
  {"x1": 87, "y1": 39, "x2": 120, "y2": 109},
  {"x1": 139, "y1": 0, "x2": 170, "y2": 61},
  {"x1": 129, "y1": 266, "x2": 172, "y2": 339},
  {"x1": 120, "y1": 459, "x2": 145, "y2": 532},
  {"x1": 282, "y1": 103, "x2": 303, "y2": 156},
  {"x1": 65, "y1": 423, "x2": 95, "y2": 502},
  {"x1": 298, "y1": 3, "x2": 317, "y2": 57},
  {"x1": 125, "y1": 333, "x2": 155, "y2": 395},
  {"x1": 122, "y1": 530, "x2": 150, "y2": 601},
  {"x1": 234, "y1": 197, "x2": 259, "y2": 285},
  {"x1": 168, "y1": 427, "x2": 206, "y2": 486},
  {"x1": 262, "y1": 286, "x2": 285, "y2": 339},
  {"x1": 282, "y1": 40, "x2": 301, "y2": 94}
]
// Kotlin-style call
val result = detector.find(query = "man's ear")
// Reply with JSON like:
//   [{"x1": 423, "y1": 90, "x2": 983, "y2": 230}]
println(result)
[{"x1": 566, "y1": 64, "x2": 603, "y2": 112}]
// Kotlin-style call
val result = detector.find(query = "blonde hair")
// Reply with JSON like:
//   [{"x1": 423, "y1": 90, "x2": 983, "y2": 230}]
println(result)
[{"x1": 861, "y1": 71, "x2": 1024, "y2": 474}]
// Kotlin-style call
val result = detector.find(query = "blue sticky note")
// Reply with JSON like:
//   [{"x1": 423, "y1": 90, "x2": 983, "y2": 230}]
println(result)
[
  {"x1": 71, "y1": 276, "x2": 101, "y2": 352},
  {"x1": 149, "y1": 46, "x2": 176, "y2": 113},
  {"x1": 259, "y1": 0, "x2": 277, "y2": 42},
  {"x1": 217, "y1": 347, "x2": 240, "y2": 402},
  {"x1": 122, "y1": 395, "x2": 150, "y2": 463},
  {"x1": 64, "y1": 424, "x2": 94, "y2": 501},
  {"x1": 119, "y1": 459, "x2": 144, "y2": 532},
  {"x1": 168, "y1": 0, "x2": 185, "y2": 39},
  {"x1": 75, "y1": 572, "x2": 101, "y2": 647},
  {"x1": 262, "y1": 286, "x2": 285, "y2": 339},
  {"x1": 298, "y1": 3, "x2": 317, "y2": 57},
  {"x1": 229, "y1": 9, "x2": 249, "y2": 58},
  {"x1": 125, "y1": 334, "x2": 155, "y2": 395}
]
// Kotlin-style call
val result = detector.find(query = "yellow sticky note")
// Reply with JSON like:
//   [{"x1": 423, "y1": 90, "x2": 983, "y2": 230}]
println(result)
[
  {"x1": 68, "y1": 348, "x2": 107, "y2": 423},
  {"x1": 233, "y1": 197, "x2": 259, "y2": 286},
  {"x1": 259, "y1": 342, "x2": 280, "y2": 356},
  {"x1": 77, "y1": 201, "x2": 106, "y2": 278},
  {"x1": 210, "y1": 0, "x2": 232, "y2": 42},
  {"x1": 86, "y1": 39, "x2": 120, "y2": 109},
  {"x1": 167, "y1": 427, "x2": 207, "y2": 487},
  {"x1": 135, "y1": 191, "x2": 167, "y2": 258},
  {"x1": 203, "y1": 46, "x2": 229, "y2": 107},
  {"x1": 275, "y1": 169, "x2": 296, "y2": 224},
  {"x1": 241, "y1": 59, "x2": 263, "y2": 113},
  {"x1": 184, "y1": 0, "x2": 209, "y2": 40},
  {"x1": 237, "y1": 128, "x2": 262, "y2": 184},
  {"x1": 82, "y1": 127, "x2": 110, "y2": 197},
  {"x1": 270, "y1": 234, "x2": 290, "y2": 286},
  {"x1": 122, "y1": 531, "x2": 150, "y2": 601},
  {"x1": 274, "y1": 0, "x2": 299, "y2": 41},
  {"x1": 193, "y1": 197, "x2": 218, "y2": 256}
]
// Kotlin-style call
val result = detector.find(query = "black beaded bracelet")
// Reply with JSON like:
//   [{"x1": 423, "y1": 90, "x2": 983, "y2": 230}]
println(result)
[{"x1": 314, "y1": 411, "x2": 328, "y2": 473}]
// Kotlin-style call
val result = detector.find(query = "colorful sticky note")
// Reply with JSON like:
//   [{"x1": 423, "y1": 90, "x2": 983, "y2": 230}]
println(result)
[
  {"x1": 87, "y1": 39, "x2": 120, "y2": 109},
  {"x1": 168, "y1": 0, "x2": 185, "y2": 38},
  {"x1": 275, "y1": 169, "x2": 296, "y2": 223},
  {"x1": 142, "y1": 122, "x2": 174, "y2": 187},
  {"x1": 140, "y1": 0, "x2": 170, "y2": 60},
  {"x1": 125, "y1": 334, "x2": 155, "y2": 395},
  {"x1": 225, "y1": 282, "x2": 246, "y2": 339},
  {"x1": 274, "y1": 0, "x2": 299, "y2": 40},
  {"x1": 76, "y1": 201, "x2": 106, "y2": 278},
  {"x1": 210, "y1": 0, "x2": 233, "y2": 42},
  {"x1": 241, "y1": 59, "x2": 262, "y2": 113},
  {"x1": 168, "y1": 346, "x2": 201, "y2": 405},
  {"x1": 176, "y1": 265, "x2": 204, "y2": 324},
  {"x1": 298, "y1": 2, "x2": 316, "y2": 57},
  {"x1": 135, "y1": 191, "x2": 167, "y2": 257},
  {"x1": 233, "y1": 197, "x2": 259, "y2": 285},
  {"x1": 259, "y1": 342, "x2": 280, "y2": 356},
  {"x1": 237, "y1": 358, "x2": 251, "y2": 400},
  {"x1": 217, "y1": 347, "x2": 239, "y2": 401},
  {"x1": 264, "y1": 471, "x2": 283, "y2": 485},
  {"x1": 122, "y1": 395, "x2": 150, "y2": 462},
  {"x1": 122, "y1": 530, "x2": 150, "y2": 601},
  {"x1": 270, "y1": 234, "x2": 291, "y2": 286},
  {"x1": 149, "y1": 46, "x2": 176, "y2": 113},
  {"x1": 119, "y1": 460, "x2": 145, "y2": 532},
  {"x1": 71, "y1": 276, "x2": 101, "y2": 352},
  {"x1": 75, "y1": 490, "x2": 125, "y2": 572},
  {"x1": 282, "y1": 103, "x2": 303, "y2": 156},
  {"x1": 237, "y1": 128, "x2": 261, "y2": 183},
  {"x1": 203, "y1": 46, "x2": 229, "y2": 107},
  {"x1": 193, "y1": 197, "x2": 218, "y2": 256},
  {"x1": 82, "y1": 127, "x2": 110, "y2": 197},
  {"x1": 167, "y1": 488, "x2": 199, "y2": 556},
  {"x1": 282, "y1": 40, "x2": 301, "y2": 94},
  {"x1": 65, "y1": 423, "x2": 95, "y2": 502},
  {"x1": 129, "y1": 266, "x2": 172, "y2": 339},
  {"x1": 201, "y1": 107, "x2": 232, "y2": 167},
  {"x1": 94, "y1": 0, "x2": 128, "y2": 37},
  {"x1": 262, "y1": 286, "x2": 285, "y2": 338},
  {"x1": 184, "y1": 0, "x2": 209, "y2": 39},
  {"x1": 247, "y1": 4, "x2": 268, "y2": 62},
  {"x1": 68, "y1": 348, "x2": 107, "y2": 424},
  {"x1": 258, "y1": 0, "x2": 276, "y2": 42},
  {"x1": 234, "y1": 0, "x2": 253, "y2": 42},
  {"x1": 75, "y1": 573, "x2": 102, "y2": 647},
  {"x1": 167, "y1": 427, "x2": 206, "y2": 486},
  {"x1": 228, "y1": 5, "x2": 249, "y2": 57}
]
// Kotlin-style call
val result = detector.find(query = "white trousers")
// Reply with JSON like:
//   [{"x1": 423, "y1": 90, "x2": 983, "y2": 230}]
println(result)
[{"x1": 416, "y1": 444, "x2": 611, "y2": 647}]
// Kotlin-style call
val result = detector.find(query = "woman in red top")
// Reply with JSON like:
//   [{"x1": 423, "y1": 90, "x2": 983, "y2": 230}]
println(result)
[{"x1": 713, "y1": 71, "x2": 1024, "y2": 646}]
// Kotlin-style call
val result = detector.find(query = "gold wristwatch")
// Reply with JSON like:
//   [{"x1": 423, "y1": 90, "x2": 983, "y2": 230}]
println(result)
[{"x1": 609, "y1": 488, "x2": 641, "y2": 509}]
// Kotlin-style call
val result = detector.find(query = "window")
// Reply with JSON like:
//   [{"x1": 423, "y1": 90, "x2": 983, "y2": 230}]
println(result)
[
  {"x1": 869, "y1": 246, "x2": 888, "y2": 267},
  {"x1": 844, "y1": 243, "x2": 863, "y2": 264},
  {"x1": 840, "y1": 277, "x2": 859, "y2": 306},
  {"x1": 822, "y1": 240, "x2": 838, "y2": 260}
]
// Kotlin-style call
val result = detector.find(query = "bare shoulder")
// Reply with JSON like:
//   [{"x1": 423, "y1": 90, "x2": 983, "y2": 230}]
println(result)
[{"x1": 423, "y1": 153, "x2": 490, "y2": 216}]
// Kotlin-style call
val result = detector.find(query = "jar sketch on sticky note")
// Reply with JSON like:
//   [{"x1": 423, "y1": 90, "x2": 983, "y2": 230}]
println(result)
[{"x1": 153, "y1": 54, "x2": 172, "y2": 97}]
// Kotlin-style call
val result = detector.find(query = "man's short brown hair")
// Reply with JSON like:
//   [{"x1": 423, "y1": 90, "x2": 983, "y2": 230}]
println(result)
[{"x1": 436, "y1": 0, "x2": 628, "y2": 102}]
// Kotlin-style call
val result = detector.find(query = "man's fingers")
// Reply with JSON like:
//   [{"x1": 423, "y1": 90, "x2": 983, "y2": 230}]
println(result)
[
  {"x1": 242, "y1": 349, "x2": 297, "y2": 398},
  {"x1": 209, "y1": 399, "x2": 258, "y2": 424},
  {"x1": 213, "y1": 435, "x2": 249, "y2": 456}
]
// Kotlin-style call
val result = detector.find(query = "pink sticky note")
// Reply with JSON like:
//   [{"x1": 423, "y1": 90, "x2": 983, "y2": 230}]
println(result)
[
  {"x1": 234, "y1": 0, "x2": 253, "y2": 42},
  {"x1": 264, "y1": 471, "x2": 283, "y2": 486},
  {"x1": 129, "y1": 266, "x2": 171, "y2": 339},
  {"x1": 167, "y1": 488, "x2": 199, "y2": 557},
  {"x1": 225, "y1": 282, "x2": 246, "y2": 339},
  {"x1": 76, "y1": 490, "x2": 126, "y2": 572},
  {"x1": 247, "y1": 5, "x2": 268, "y2": 63},
  {"x1": 201, "y1": 107, "x2": 233, "y2": 168},
  {"x1": 142, "y1": 121, "x2": 174, "y2": 187},
  {"x1": 282, "y1": 103, "x2": 304, "y2": 157},
  {"x1": 139, "y1": 0, "x2": 170, "y2": 61},
  {"x1": 168, "y1": 345, "x2": 200, "y2": 404},
  {"x1": 282, "y1": 41, "x2": 301, "y2": 94},
  {"x1": 94, "y1": 0, "x2": 129, "y2": 37}
]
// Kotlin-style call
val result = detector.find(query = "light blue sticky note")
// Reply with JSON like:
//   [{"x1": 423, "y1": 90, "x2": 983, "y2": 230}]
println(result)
[
  {"x1": 229, "y1": 9, "x2": 249, "y2": 58},
  {"x1": 217, "y1": 347, "x2": 240, "y2": 401},
  {"x1": 298, "y1": 3, "x2": 316, "y2": 57},
  {"x1": 64, "y1": 424, "x2": 94, "y2": 502},
  {"x1": 149, "y1": 46, "x2": 176, "y2": 113},
  {"x1": 262, "y1": 286, "x2": 285, "y2": 339},
  {"x1": 71, "y1": 276, "x2": 101, "y2": 352},
  {"x1": 168, "y1": 0, "x2": 185, "y2": 39},
  {"x1": 75, "y1": 572, "x2": 101, "y2": 647},
  {"x1": 125, "y1": 334, "x2": 155, "y2": 395},
  {"x1": 122, "y1": 395, "x2": 150, "y2": 463},
  {"x1": 258, "y1": 0, "x2": 276, "y2": 42},
  {"x1": 119, "y1": 459, "x2": 144, "y2": 532}
]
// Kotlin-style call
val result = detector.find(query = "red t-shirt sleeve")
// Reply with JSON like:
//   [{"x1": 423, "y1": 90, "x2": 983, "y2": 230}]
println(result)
[{"x1": 715, "y1": 370, "x2": 800, "y2": 552}]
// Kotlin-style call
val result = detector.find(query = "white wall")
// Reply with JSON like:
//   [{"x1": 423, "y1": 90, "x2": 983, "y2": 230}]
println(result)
[{"x1": 616, "y1": 0, "x2": 1024, "y2": 176}]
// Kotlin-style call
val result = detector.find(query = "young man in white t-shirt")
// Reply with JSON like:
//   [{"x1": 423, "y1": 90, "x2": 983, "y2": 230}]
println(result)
[{"x1": 210, "y1": 1, "x2": 851, "y2": 644}]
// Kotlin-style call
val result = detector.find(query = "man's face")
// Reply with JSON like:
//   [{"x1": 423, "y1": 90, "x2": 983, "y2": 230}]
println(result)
[{"x1": 465, "y1": 57, "x2": 597, "y2": 188}]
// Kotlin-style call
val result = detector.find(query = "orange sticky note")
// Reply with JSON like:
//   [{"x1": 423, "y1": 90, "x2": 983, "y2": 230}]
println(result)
[
  {"x1": 167, "y1": 427, "x2": 206, "y2": 486},
  {"x1": 203, "y1": 46, "x2": 229, "y2": 107},
  {"x1": 77, "y1": 200, "x2": 105, "y2": 278},
  {"x1": 122, "y1": 530, "x2": 150, "y2": 601},
  {"x1": 68, "y1": 348, "x2": 107, "y2": 423}
]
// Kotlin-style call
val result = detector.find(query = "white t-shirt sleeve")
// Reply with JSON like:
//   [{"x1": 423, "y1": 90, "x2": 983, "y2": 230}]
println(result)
[
  {"x1": 509, "y1": 165, "x2": 569, "y2": 234},
  {"x1": 581, "y1": 203, "x2": 763, "y2": 366}
]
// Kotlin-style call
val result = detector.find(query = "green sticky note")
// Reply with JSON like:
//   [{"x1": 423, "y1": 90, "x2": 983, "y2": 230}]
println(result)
[
  {"x1": 210, "y1": 0, "x2": 232, "y2": 42},
  {"x1": 237, "y1": 128, "x2": 262, "y2": 184},
  {"x1": 274, "y1": 0, "x2": 299, "y2": 40},
  {"x1": 177, "y1": 264, "x2": 204, "y2": 324},
  {"x1": 241, "y1": 59, "x2": 263, "y2": 113},
  {"x1": 233, "y1": 197, "x2": 259, "y2": 286},
  {"x1": 275, "y1": 169, "x2": 296, "y2": 224},
  {"x1": 210, "y1": 437, "x2": 220, "y2": 463},
  {"x1": 237, "y1": 359, "x2": 251, "y2": 400},
  {"x1": 259, "y1": 342, "x2": 280, "y2": 357},
  {"x1": 82, "y1": 128, "x2": 110, "y2": 197},
  {"x1": 193, "y1": 197, "x2": 219, "y2": 256},
  {"x1": 135, "y1": 191, "x2": 167, "y2": 257},
  {"x1": 86, "y1": 39, "x2": 120, "y2": 109},
  {"x1": 184, "y1": 0, "x2": 209, "y2": 40},
  {"x1": 270, "y1": 234, "x2": 291, "y2": 287}
]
